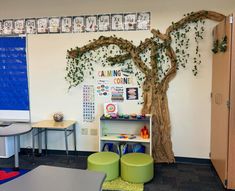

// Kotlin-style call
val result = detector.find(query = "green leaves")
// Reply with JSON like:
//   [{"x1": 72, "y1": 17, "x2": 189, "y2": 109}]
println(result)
[{"x1": 212, "y1": 36, "x2": 227, "y2": 54}]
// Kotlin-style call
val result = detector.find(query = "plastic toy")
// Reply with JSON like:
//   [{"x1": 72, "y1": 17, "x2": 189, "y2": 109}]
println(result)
[
  {"x1": 104, "y1": 114, "x2": 112, "y2": 119},
  {"x1": 136, "y1": 115, "x2": 142, "y2": 119},
  {"x1": 130, "y1": 113, "x2": 137, "y2": 118},
  {"x1": 123, "y1": 114, "x2": 129, "y2": 119},
  {"x1": 111, "y1": 113, "x2": 118, "y2": 118},
  {"x1": 140, "y1": 125, "x2": 149, "y2": 139},
  {"x1": 118, "y1": 114, "x2": 124, "y2": 118}
]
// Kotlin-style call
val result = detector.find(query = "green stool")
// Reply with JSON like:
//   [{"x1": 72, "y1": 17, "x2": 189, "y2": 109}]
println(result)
[
  {"x1": 87, "y1": 151, "x2": 119, "y2": 181},
  {"x1": 121, "y1": 153, "x2": 154, "y2": 183}
]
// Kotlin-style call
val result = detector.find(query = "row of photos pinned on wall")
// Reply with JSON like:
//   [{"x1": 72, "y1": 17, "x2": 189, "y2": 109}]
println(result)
[{"x1": 0, "y1": 12, "x2": 150, "y2": 35}]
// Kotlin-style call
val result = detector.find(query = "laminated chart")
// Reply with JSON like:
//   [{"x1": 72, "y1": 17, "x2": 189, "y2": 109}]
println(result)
[{"x1": 83, "y1": 85, "x2": 95, "y2": 122}]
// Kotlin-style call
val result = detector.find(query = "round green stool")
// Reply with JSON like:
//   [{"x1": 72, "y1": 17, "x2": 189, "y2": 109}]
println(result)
[
  {"x1": 121, "y1": 153, "x2": 154, "y2": 183},
  {"x1": 87, "y1": 151, "x2": 119, "y2": 181}
]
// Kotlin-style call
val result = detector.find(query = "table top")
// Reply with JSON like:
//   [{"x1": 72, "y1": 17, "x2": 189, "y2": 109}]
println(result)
[
  {"x1": 32, "y1": 120, "x2": 76, "y2": 129},
  {"x1": 0, "y1": 165, "x2": 106, "y2": 191},
  {"x1": 0, "y1": 123, "x2": 32, "y2": 137}
]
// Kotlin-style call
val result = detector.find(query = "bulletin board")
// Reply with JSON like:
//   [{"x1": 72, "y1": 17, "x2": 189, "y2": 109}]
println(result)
[{"x1": 0, "y1": 37, "x2": 29, "y2": 112}]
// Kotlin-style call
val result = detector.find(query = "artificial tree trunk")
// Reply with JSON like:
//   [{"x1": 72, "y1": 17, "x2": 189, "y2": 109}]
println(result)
[{"x1": 142, "y1": 79, "x2": 174, "y2": 162}]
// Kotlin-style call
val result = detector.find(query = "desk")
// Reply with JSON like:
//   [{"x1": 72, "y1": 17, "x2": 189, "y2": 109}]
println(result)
[
  {"x1": 0, "y1": 123, "x2": 32, "y2": 169},
  {"x1": 32, "y1": 120, "x2": 76, "y2": 156},
  {"x1": 0, "y1": 165, "x2": 106, "y2": 191}
]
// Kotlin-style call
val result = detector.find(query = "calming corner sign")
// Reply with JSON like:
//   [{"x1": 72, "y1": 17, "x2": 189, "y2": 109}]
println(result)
[{"x1": 97, "y1": 70, "x2": 134, "y2": 84}]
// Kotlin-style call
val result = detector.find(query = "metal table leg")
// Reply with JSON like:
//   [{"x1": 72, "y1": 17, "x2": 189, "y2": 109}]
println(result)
[
  {"x1": 73, "y1": 124, "x2": 77, "y2": 152},
  {"x1": 64, "y1": 129, "x2": 68, "y2": 157},
  {"x1": 32, "y1": 128, "x2": 35, "y2": 156},
  {"x1": 45, "y1": 129, "x2": 47, "y2": 155},
  {"x1": 14, "y1": 135, "x2": 19, "y2": 170},
  {"x1": 38, "y1": 129, "x2": 42, "y2": 154}
]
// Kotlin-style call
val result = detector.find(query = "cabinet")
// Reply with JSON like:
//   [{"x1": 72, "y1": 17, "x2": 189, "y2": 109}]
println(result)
[
  {"x1": 99, "y1": 115, "x2": 152, "y2": 155},
  {"x1": 211, "y1": 15, "x2": 235, "y2": 189}
]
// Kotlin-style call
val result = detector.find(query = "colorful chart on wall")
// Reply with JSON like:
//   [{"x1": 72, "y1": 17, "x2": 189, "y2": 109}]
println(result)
[
  {"x1": 96, "y1": 79, "x2": 110, "y2": 97},
  {"x1": 0, "y1": 37, "x2": 29, "y2": 110},
  {"x1": 83, "y1": 85, "x2": 95, "y2": 122},
  {"x1": 126, "y1": 87, "x2": 139, "y2": 100},
  {"x1": 111, "y1": 86, "x2": 124, "y2": 102},
  {"x1": 104, "y1": 103, "x2": 118, "y2": 115}
]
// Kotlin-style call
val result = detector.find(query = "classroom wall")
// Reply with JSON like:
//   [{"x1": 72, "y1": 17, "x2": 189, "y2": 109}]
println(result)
[{"x1": 1, "y1": 0, "x2": 235, "y2": 158}]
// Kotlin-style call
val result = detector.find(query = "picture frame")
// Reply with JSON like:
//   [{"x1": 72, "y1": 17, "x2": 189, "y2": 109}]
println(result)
[
  {"x1": 124, "y1": 13, "x2": 136, "y2": 31},
  {"x1": 48, "y1": 17, "x2": 61, "y2": 33},
  {"x1": 3, "y1": 19, "x2": 14, "y2": 35},
  {"x1": 111, "y1": 14, "x2": 124, "y2": 31},
  {"x1": 61, "y1": 16, "x2": 72, "y2": 33},
  {"x1": 37, "y1": 18, "x2": 48, "y2": 34},
  {"x1": 136, "y1": 12, "x2": 150, "y2": 30},
  {"x1": 73, "y1": 16, "x2": 85, "y2": 33},
  {"x1": 25, "y1": 18, "x2": 37, "y2": 34},
  {"x1": 13, "y1": 19, "x2": 25, "y2": 34},
  {"x1": 85, "y1": 15, "x2": 97, "y2": 32},
  {"x1": 98, "y1": 14, "x2": 110, "y2": 32}
]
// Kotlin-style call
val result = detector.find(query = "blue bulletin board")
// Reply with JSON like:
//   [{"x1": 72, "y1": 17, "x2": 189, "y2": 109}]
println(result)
[{"x1": 0, "y1": 37, "x2": 29, "y2": 110}]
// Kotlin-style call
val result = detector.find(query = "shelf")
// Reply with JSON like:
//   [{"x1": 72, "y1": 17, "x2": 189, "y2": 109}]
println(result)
[
  {"x1": 100, "y1": 134, "x2": 150, "y2": 143},
  {"x1": 100, "y1": 115, "x2": 151, "y2": 122}
]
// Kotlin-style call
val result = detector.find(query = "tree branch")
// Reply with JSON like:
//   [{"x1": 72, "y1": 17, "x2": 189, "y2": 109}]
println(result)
[
  {"x1": 67, "y1": 36, "x2": 150, "y2": 75},
  {"x1": 165, "y1": 10, "x2": 225, "y2": 36}
]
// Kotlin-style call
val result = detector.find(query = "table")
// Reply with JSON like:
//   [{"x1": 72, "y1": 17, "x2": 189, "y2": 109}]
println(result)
[
  {"x1": 0, "y1": 123, "x2": 32, "y2": 169},
  {"x1": 32, "y1": 120, "x2": 76, "y2": 156},
  {"x1": 0, "y1": 165, "x2": 106, "y2": 191}
]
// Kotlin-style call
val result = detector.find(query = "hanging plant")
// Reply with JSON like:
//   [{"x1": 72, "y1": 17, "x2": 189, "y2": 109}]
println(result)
[
  {"x1": 219, "y1": 36, "x2": 227, "y2": 52},
  {"x1": 211, "y1": 39, "x2": 219, "y2": 53}
]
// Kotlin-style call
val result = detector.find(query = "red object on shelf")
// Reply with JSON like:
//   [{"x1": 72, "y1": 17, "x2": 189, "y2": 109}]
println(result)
[{"x1": 140, "y1": 125, "x2": 149, "y2": 139}]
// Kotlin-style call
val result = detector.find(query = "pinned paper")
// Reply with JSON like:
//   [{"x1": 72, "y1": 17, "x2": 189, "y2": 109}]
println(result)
[
  {"x1": 83, "y1": 85, "x2": 95, "y2": 122},
  {"x1": 126, "y1": 87, "x2": 139, "y2": 100}
]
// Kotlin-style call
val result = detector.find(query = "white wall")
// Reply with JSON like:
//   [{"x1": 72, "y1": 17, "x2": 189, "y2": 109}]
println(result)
[{"x1": 1, "y1": 0, "x2": 235, "y2": 158}]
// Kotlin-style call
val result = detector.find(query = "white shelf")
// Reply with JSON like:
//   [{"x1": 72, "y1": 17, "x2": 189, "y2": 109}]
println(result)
[
  {"x1": 99, "y1": 114, "x2": 152, "y2": 155},
  {"x1": 100, "y1": 134, "x2": 150, "y2": 143}
]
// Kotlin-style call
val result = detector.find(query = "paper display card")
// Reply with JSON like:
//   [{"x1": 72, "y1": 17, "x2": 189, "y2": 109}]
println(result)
[
  {"x1": 37, "y1": 18, "x2": 48, "y2": 34},
  {"x1": 137, "y1": 12, "x2": 150, "y2": 30},
  {"x1": 124, "y1": 13, "x2": 136, "y2": 31},
  {"x1": 0, "y1": 21, "x2": 3, "y2": 35},
  {"x1": 25, "y1": 18, "x2": 37, "y2": 34},
  {"x1": 126, "y1": 87, "x2": 139, "y2": 100},
  {"x1": 73, "y1": 16, "x2": 85, "y2": 33},
  {"x1": 98, "y1": 14, "x2": 110, "y2": 31},
  {"x1": 13, "y1": 19, "x2": 25, "y2": 34},
  {"x1": 111, "y1": 14, "x2": 124, "y2": 31},
  {"x1": 83, "y1": 85, "x2": 95, "y2": 122},
  {"x1": 61, "y1": 17, "x2": 72, "y2": 33},
  {"x1": 48, "y1": 17, "x2": 60, "y2": 33},
  {"x1": 85, "y1": 15, "x2": 97, "y2": 32},
  {"x1": 3, "y1": 20, "x2": 13, "y2": 35},
  {"x1": 104, "y1": 103, "x2": 118, "y2": 115}
]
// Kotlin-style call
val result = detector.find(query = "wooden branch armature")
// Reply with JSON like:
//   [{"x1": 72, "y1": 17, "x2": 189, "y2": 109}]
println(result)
[{"x1": 67, "y1": 36, "x2": 150, "y2": 75}]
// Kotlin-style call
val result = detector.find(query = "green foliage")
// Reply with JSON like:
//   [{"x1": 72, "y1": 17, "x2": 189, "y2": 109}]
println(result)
[
  {"x1": 212, "y1": 39, "x2": 219, "y2": 53},
  {"x1": 65, "y1": 11, "x2": 212, "y2": 89},
  {"x1": 211, "y1": 36, "x2": 227, "y2": 54},
  {"x1": 219, "y1": 36, "x2": 227, "y2": 52},
  {"x1": 170, "y1": 16, "x2": 205, "y2": 76}
]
